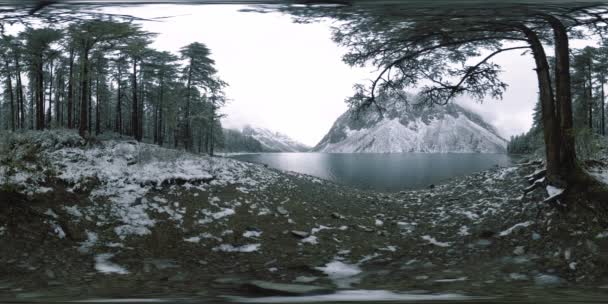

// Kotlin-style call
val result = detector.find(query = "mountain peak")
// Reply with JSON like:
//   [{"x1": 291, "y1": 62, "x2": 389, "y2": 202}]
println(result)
[
  {"x1": 314, "y1": 95, "x2": 507, "y2": 153},
  {"x1": 237, "y1": 126, "x2": 310, "y2": 152}
]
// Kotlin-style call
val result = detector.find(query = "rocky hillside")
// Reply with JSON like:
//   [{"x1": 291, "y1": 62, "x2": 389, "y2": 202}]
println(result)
[
  {"x1": 314, "y1": 95, "x2": 507, "y2": 153},
  {"x1": 241, "y1": 126, "x2": 309, "y2": 152}
]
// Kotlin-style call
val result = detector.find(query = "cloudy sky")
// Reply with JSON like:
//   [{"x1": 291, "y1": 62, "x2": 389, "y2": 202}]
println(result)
[{"x1": 105, "y1": 4, "x2": 540, "y2": 146}]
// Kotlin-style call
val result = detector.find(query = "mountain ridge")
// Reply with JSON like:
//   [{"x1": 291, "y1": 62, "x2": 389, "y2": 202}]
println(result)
[
  {"x1": 221, "y1": 126, "x2": 309, "y2": 153},
  {"x1": 314, "y1": 95, "x2": 507, "y2": 153}
]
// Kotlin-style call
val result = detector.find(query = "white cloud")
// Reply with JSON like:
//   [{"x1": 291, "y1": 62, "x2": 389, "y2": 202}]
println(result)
[{"x1": 103, "y1": 4, "x2": 546, "y2": 145}]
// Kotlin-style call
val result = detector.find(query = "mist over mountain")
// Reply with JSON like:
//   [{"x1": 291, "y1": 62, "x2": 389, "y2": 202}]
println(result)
[
  {"x1": 314, "y1": 94, "x2": 508, "y2": 153},
  {"x1": 221, "y1": 126, "x2": 310, "y2": 153}
]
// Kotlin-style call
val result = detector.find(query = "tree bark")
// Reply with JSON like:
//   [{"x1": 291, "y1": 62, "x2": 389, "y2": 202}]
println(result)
[
  {"x1": 545, "y1": 15, "x2": 578, "y2": 176},
  {"x1": 47, "y1": 59, "x2": 54, "y2": 128},
  {"x1": 67, "y1": 48, "x2": 75, "y2": 129},
  {"x1": 158, "y1": 77, "x2": 164, "y2": 145},
  {"x1": 602, "y1": 80, "x2": 606, "y2": 136},
  {"x1": 116, "y1": 64, "x2": 123, "y2": 134},
  {"x1": 36, "y1": 54, "x2": 45, "y2": 130},
  {"x1": 95, "y1": 73, "x2": 100, "y2": 135},
  {"x1": 132, "y1": 58, "x2": 140, "y2": 141},
  {"x1": 521, "y1": 25, "x2": 562, "y2": 181},
  {"x1": 184, "y1": 61, "x2": 193, "y2": 150},
  {"x1": 4, "y1": 58, "x2": 15, "y2": 132},
  {"x1": 14, "y1": 54, "x2": 24, "y2": 129},
  {"x1": 79, "y1": 47, "x2": 90, "y2": 138}
]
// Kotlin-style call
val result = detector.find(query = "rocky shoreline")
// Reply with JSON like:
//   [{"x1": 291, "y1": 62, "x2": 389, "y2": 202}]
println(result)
[{"x1": 1, "y1": 131, "x2": 608, "y2": 303}]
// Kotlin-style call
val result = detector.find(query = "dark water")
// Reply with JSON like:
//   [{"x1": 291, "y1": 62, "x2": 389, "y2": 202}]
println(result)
[{"x1": 231, "y1": 153, "x2": 515, "y2": 191}]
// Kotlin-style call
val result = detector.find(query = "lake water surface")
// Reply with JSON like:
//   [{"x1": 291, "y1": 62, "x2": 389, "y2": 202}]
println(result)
[{"x1": 232, "y1": 153, "x2": 515, "y2": 192}]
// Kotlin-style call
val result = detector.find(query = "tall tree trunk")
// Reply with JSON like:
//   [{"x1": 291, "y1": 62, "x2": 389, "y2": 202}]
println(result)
[
  {"x1": 14, "y1": 54, "x2": 24, "y2": 129},
  {"x1": 521, "y1": 25, "x2": 561, "y2": 181},
  {"x1": 4, "y1": 58, "x2": 15, "y2": 132},
  {"x1": 546, "y1": 15, "x2": 578, "y2": 176},
  {"x1": 158, "y1": 78, "x2": 164, "y2": 146},
  {"x1": 29, "y1": 81, "x2": 34, "y2": 129},
  {"x1": 95, "y1": 73, "x2": 100, "y2": 135},
  {"x1": 79, "y1": 47, "x2": 90, "y2": 138},
  {"x1": 602, "y1": 80, "x2": 606, "y2": 136},
  {"x1": 184, "y1": 62, "x2": 193, "y2": 150},
  {"x1": 67, "y1": 48, "x2": 75, "y2": 129},
  {"x1": 47, "y1": 60, "x2": 54, "y2": 128},
  {"x1": 588, "y1": 63, "x2": 593, "y2": 131},
  {"x1": 88, "y1": 70, "x2": 92, "y2": 134},
  {"x1": 132, "y1": 58, "x2": 140, "y2": 141},
  {"x1": 116, "y1": 65, "x2": 122, "y2": 134},
  {"x1": 36, "y1": 55, "x2": 45, "y2": 130},
  {"x1": 209, "y1": 114, "x2": 215, "y2": 156},
  {"x1": 55, "y1": 67, "x2": 62, "y2": 127}
]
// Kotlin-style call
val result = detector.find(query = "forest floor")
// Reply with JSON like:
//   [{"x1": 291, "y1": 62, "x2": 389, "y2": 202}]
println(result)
[{"x1": 1, "y1": 130, "x2": 608, "y2": 303}]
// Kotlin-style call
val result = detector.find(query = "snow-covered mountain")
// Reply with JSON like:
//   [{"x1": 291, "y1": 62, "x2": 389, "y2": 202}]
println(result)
[
  {"x1": 314, "y1": 96, "x2": 507, "y2": 153},
  {"x1": 241, "y1": 126, "x2": 310, "y2": 152}
]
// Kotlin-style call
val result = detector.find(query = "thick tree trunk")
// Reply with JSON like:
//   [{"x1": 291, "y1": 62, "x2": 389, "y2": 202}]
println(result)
[
  {"x1": 602, "y1": 81, "x2": 606, "y2": 136},
  {"x1": 116, "y1": 66, "x2": 122, "y2": 134},
  {"x1": 47, "y1": 60, "x2": 54, "y2": 128},
  {"x1": 67, "y1": 48, "x2": 75, "y2": 129},
  {"x1": 14, "y1": 54, "x2": 24, "y2": 129},
  {"x1": 158, "y1": 78, "x2": 164, "y2": 146},
  {"x1": 95, "y1": 74, "x2": 100, "y2": 135},
  {"x1": 79, "y1": 48, "x2": 90, "y2": 138},
  {"x1": 521, "y1": 25, "x2": 562, "y2": 181},
  {"x1": 29, "y1": 82, "x2": 34, "y2": 129},
  {"x1": 4, "y1": 58, "x2": 15, "y2": 132},
  {"x1": 88, "y1": 71, "x2": 92, "y2": 134},
  {"x1": 132, "y1": 58, "x2": 140, "y2": 141},
  {"x1": 588, "y1": 64, "x2": 593, "y2": 131},
  {"x1": 546, "y1": 15, "x2": 578, "y2": 176},
  {"x1": 35, "y1": 55, "x2": 45, "y2": 130},
  {"x1": 184, "y1": 62, "x2": 193, "y2": 150}
]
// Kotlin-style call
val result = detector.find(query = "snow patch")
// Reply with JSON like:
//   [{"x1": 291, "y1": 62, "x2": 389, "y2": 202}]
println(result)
[
  {"x1": 421, "y1": 235, "x2": 451, "y2": 247},
  {"x1": 213, "y1": 244, "x2": 260, "y2": 253},
  {"x1": 94, "y1": 253, "x2": 129, "y2": 275}
]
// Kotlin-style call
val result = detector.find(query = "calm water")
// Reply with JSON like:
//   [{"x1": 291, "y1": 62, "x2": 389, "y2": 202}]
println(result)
[{"x1": 232, "y1": 153, "x2": 515, "y2": 192}]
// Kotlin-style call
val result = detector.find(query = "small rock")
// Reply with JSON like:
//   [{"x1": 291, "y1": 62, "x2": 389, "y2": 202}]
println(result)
[
  {"x1": 429, "y1": 184, "x2": 435, "y2": 189},
  {"x1": 45, "y1": 269, "x2": 55, "y2": 279},
  {"x1": 534, "y1": 274, "x2": 561, "y2": 286},
  {"x1": 509, "y1": 273, "x2": 529, "y2": 281},
  {"x1": 244, "y1": 280, "x2": 333, "y2": 296},
  {"x1": 277, "y1": 207, "x2": 289, "y2": 216},
  {"x1": 532, "y1": 232, "x2": 541, "y2": 240},
  {"x1": 357, "y1": 225, "x2": 374, "y2": 233},
  {"x1": 479, "y1": 230, "x2": 495, "y2": 239},
  {"x1": 291, "y1": 231, "x2": 309, "y2": 238},
  {"x1": 293, "y1": 276, "x2": 318, "y2": 283},
  {"x1": 331, "y1": 213, "x2": 344, "y2": 220},
  {"x1": 513, "y1": 246, "x2": 525, "y2": 256},
  {"x1": 586, "y1": 240, "x2": 599, "y2": 254}
]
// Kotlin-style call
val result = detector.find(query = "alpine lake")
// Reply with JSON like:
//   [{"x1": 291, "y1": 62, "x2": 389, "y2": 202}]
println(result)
[{"x1": 231, "y1": 153, "x2": 516, "y2": 191}]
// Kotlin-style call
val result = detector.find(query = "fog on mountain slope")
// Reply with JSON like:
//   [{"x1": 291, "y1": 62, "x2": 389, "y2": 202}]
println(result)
[
  {"x1": 220, "y1": 126, "x2": 310, "y2": 153},
  {"x1": 314, "y1": 94, "x2": 508, "y2": 153}
]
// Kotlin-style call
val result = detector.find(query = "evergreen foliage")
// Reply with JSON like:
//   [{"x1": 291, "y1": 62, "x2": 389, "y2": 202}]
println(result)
[{"x1": 0, "y1": 19, "x2": 227, "y2": 154}]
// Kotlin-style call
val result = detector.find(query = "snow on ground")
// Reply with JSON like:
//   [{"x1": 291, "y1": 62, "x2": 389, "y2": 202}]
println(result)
[
  {"x1": 421, "y1": 235, "x2": 451, "y2": 247},
  {"x1": 213, "y1": 244, "x2": 261, "y2": 253},
  {"x1": 315, "y1": 260, "x2": 362, "y2": 280},
  {"x1": 94, "y1": 253, "x2": 129, "y2": 275},
  {"x1": 231, "y1": 290, "x2": 477, "y2": 303},
  {"x1": 0, "y1": 131, "x2": 281, "y2": 240},
  {"x1": 499, "y1": 221, "x2": 533, "y2": 237}
]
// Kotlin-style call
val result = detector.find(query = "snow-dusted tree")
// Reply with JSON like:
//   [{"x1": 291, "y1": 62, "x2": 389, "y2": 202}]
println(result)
[{"x1": 279, "y1": 0, "x2": 608, "y2": 200}]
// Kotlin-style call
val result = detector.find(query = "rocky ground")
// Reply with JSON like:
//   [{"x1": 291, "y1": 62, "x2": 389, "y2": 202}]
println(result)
[{"x1": 1, "y1": 130, "x2": 608, "y2": 303}]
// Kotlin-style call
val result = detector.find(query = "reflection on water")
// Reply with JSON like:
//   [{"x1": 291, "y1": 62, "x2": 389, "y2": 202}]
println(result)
[{"x1": 232, "y1": 153, "x2": 514, "y2": 191}]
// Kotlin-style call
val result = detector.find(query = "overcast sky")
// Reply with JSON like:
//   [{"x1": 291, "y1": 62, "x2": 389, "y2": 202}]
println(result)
[{"x1": 105, "y1": 4, "x2": 542, "y2": 146}]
